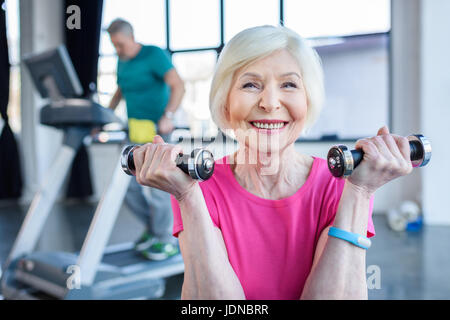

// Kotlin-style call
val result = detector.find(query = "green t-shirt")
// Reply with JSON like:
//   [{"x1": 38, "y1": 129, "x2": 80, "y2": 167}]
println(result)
[{"x1": 117, "y1": 45, "x2": 173, "y2": 123}]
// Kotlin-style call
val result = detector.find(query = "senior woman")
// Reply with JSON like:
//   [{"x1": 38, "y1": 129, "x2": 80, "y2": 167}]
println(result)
[{"x1": 132, "y1": 25, "x2": 413, "y2": 299}]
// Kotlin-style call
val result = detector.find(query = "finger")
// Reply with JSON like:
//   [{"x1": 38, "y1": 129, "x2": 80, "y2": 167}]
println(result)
[
  {"x1": 162, "y1": 144, "x2": 184, "y2": 169},
  {"x1": 391, "y1": 134, "x2": 411, "y2": 163},
  {"x1": 148, "y1": 143, "x2": 167, "y2": 176},
  {"x1": 370, "y1": 135, "x2": 392, "y2": 161},
  {"x1": 132, "y1": 145, "x2": 146, "y2": 175},
  {"x1": 355, "y1": 138, "x2": 378, "y2": 159},
  {"x1": 377, "y1": 125, "x2": 390, "y2": 136},
  {"x1": 139, "y1": 144, "x2": 157, "y2": 183},
  {"x1": 153, "y1": 135, "x2": 165, "y2": 144},
  {"x1": 381, "y1": 134, "x2": 403, "y2": 159}
]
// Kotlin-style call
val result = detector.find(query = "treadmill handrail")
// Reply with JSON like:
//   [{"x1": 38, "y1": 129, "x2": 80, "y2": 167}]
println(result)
[
  {"x1": 76, "y1": 155, "x2": 132, "y2": 286},
  {"x1": 50, "y1": 98, "x2": 92, "y2": 108},
  {"x1": 2, "y1": 146, "x2": 77, "y2": 268}
]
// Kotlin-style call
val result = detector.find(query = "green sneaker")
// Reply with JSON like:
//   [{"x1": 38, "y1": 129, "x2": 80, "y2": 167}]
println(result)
[
  {"x1": 134, "y1": 231, "x2": 156, "y2": 252},
  {"x1": 140, "y1": 241, "x2": 180, "y2": 261}
]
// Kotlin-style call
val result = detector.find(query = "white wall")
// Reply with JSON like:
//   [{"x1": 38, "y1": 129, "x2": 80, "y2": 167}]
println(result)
[
  {"x1": 391, "y1": 0, "x2": 422, "y2": 210},
  {"x1": 389, "y1": 0, "x2": 450, "y2": 225},
  {"x1": 19, "y1": 0, "x2": 64, "y2": 202},
  {"x1": 420, "y1": 0, "x2": 450, "y2": 225},
  {"x1": 18, "y1": 0, "x2": 70, "y2": 250}
]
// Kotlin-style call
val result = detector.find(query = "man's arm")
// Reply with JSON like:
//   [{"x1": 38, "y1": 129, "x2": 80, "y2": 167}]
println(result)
[
  {"x1": 109, "y1": 87, "x2": 122, "y2": 111},
  {"x1": 162, "y1": 68, "x2": 185, "y2": 116}
]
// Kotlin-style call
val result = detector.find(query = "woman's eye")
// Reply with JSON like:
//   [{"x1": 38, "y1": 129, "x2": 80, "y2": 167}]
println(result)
[
  {"x1": 242, "y1": 82, "x2": 258, "y2": 89},
  {"x1": 282, "y1": 82, "x2": 297, "y2": 88}
]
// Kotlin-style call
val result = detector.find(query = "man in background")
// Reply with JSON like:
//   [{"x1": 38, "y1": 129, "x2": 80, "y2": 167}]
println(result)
[{"x1": 107, "y1": 18, "x2": 185, "y2": 260}]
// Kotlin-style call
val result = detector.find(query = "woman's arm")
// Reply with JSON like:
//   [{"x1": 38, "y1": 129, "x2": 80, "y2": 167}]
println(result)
[
  {"x1": 131, "y1": 135, "x2": 245, "y2": 299},
  {"x1": 300, "y1": 182, "x2": 371, "y2": 299},
  {"x1": 177, "y1": 183, "x2": 246, "y2": 300},
  {"x1": 301, "y1": 126, "x2": 412, "y2": 299}
]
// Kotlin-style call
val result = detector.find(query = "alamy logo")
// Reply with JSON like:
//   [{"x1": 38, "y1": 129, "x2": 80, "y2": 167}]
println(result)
[
  {"x1": 66, "y1": 5, "x2": 81, "y2": 30},
  {"x1": 367, "y1": 265, "x2": 381, "y2": 290},
  {"x1": 66, "y1": 265, "x2": 81, "y2": 290}
]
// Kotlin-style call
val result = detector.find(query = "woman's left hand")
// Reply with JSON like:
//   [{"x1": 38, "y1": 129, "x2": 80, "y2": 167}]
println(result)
[{"x1": 347, "y1": 126, "x2": 413, "y2": 197}]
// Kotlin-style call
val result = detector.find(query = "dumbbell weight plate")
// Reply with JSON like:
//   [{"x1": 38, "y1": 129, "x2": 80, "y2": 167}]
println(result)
[{"x1": 408, "y1": 134, "x2": 432, "y2": 168}]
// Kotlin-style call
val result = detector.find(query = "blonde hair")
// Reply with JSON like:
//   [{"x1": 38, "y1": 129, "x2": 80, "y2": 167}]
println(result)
[{"x1": 209, "y1": 25, "x2": 325, "y2": 138}]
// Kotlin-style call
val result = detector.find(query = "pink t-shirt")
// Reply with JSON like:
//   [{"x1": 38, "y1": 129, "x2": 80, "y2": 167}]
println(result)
[{"x1": 171, "y1": 155, "x2": 375, "y2": 300}]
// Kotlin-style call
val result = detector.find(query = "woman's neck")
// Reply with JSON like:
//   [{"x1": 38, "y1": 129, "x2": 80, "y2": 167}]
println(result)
[{"x1": 229, "y1": 144, "x2": 313, "y2": 199}]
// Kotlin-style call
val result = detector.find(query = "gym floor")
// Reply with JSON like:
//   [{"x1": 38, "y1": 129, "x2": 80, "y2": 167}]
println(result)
[{"x1": 1, "y1": 201, "x2": 449, "y2": 300}]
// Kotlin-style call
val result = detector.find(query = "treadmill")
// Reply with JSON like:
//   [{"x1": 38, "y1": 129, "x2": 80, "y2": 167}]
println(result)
[{"x1": 0, "y1": 45, "x2": 184, "y2": 300}]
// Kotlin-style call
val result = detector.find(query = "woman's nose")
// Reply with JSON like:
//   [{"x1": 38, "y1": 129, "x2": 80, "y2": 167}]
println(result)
[{"x1": 258, "y1": 86, "x2": 281, "y2": 112}]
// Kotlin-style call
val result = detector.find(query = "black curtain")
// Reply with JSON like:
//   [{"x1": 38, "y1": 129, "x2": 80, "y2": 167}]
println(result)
[
  {"x1": 0, "y1": 0, "x2": 23, "y2": 199},
  {"x1": 64, "y1": 0, "x2": 103, "y2": 198}
]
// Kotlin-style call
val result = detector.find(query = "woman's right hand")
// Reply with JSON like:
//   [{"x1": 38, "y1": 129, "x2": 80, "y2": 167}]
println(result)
[
  {"x1": 132, "y1": 135, "x2": 198, "y2": 201},
  {"x1": 347, "y1": 126, "x2": 412, "y2": 197}
]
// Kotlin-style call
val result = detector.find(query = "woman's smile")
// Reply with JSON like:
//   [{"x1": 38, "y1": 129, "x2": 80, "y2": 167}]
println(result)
[{"x1": 247, "y1": 119, "x2": 290, "y2": 135}]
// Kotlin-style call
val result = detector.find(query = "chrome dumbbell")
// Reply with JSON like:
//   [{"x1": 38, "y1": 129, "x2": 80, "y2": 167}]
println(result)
[
  {"x1": 327, "y1": 134, "x2": 432, "y2": 178},
  {"x1": 121, "y1": 145, "x2": 215, "y2": 181}
]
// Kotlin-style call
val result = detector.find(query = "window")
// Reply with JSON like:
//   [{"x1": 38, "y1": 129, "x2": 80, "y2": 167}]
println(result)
[
  {"x1": 170, "y1": 0, "x2": 220, "y2": 50},
  {"x1": 101, "y1": 0, "x2": 166, "y2": 52},
  {"x1": 172, "y1": 51, "x2": 217, "y2": 138},
  {"x1": 224, "y1": 0, "x2": 279, "y2": 41},
  {"x1": 284, "y1": 0, "x2": 390, "y2": 38}
]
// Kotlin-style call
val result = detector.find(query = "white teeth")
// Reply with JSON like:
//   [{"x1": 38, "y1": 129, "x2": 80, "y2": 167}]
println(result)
[{"x1": 251, "y1": 122, "x2": 286, "y2": 129}]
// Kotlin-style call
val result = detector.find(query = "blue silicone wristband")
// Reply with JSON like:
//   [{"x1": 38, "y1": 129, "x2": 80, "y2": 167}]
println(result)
[{"x1": 328, "y1": 227, "x2": 371, "y2": 250}]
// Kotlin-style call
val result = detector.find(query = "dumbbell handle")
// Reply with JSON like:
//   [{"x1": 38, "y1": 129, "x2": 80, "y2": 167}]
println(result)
[
  {"x1": 351, "y1": 140, "x2": 424, "y2": 168},
  {"x1": 328, "y1": 134, "x2": 432, "y2": 178},
  {"x1": 121, "y1": 145, "x2": 215, "y2": 181}
]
